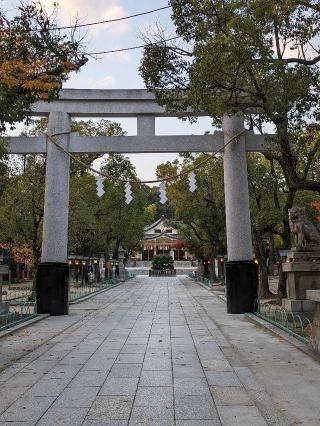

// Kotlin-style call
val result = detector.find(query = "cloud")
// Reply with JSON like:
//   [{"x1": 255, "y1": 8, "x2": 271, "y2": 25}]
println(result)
[{"x1": 40, "y1": 0, "x2": 130, "y2": 36}]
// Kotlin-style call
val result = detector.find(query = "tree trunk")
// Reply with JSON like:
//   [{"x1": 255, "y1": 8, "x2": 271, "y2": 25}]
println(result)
[
  {"x1": 258, "y1": 261, "x2": 271, "y2": 298},
  {"x1": 277, "y1": 189, "x2": 295, "y2": 297},
  {"x1": 268, "y1": 236, "x2": 275, "y2": 275},
  {"x1": 252, "y1": 228, "x2": 274, "y2": 298}
]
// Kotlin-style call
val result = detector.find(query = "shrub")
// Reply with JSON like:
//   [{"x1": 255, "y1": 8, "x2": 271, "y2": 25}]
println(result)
[{"x1": 152, "y1": 255, "x2": 174, "y2": 270}]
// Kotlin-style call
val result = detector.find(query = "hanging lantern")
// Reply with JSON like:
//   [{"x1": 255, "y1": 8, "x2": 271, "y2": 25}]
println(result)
[
  {"x1": 125, "y1": 181, "x2": 133, "y2": 204},
  {"x1": 159, "y1": 182, "x2": 167, "y2": 204},
  {"x1": 188, "y1": 171, "x2": 197, "y2": 193},
  {"x1": 96, "y1": 175, "x2": 104, "y2": 197}
]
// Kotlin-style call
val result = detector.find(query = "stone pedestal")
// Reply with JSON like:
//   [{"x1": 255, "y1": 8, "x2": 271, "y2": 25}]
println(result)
[
  {"x1": 306, "y1": 290, "x2": 320, "y2": 352},
  {"x1": 118, "y1": 246, "x2": 126, "y2": 281},
  {"x1": 282, "y1": 250, "x2": 320, "y2": 314},
  {"x1": 36, "y1": 263, "x2": 69, "y2": 315},
  {"x1": 282, "y1": 298, "x2": 315, "y2": 314},
  {"x1": 225, "y1": 261, "x2": 258, "y2": 314}
]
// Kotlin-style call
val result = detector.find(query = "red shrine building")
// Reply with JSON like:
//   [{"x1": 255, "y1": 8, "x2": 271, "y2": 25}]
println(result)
[{"x1": 135, "y1": 216, "x2": 193, "y2": 262}]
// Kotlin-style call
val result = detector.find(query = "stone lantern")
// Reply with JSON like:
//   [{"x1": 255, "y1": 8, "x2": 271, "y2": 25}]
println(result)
[{"x1": 118, "y1": 246, "x2": 126, "y2": 281}]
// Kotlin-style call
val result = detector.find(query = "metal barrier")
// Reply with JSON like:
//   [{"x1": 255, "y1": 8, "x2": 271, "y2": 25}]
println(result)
[
  {"x1": 1, "y1": 274, "x2": 132, "y2": 332},
  {"x1": 188, "y1": 273, "x2": 213, "y2": 289},
  {"x1": 69, "y1": 277, "x2": 121, "y2": 303},
  {"x1": 0, "y1": 300, "x2": 38, "y2": 332},
  {"x1": 2, "y1": 284, "x2": 34, "y2": 302},
  {"x1": 253, "y1": 298, "x2": 312, "y2": 344}
]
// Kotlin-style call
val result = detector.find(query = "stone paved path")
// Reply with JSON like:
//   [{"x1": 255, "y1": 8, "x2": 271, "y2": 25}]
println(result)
[{"x1": 0, "y1": 277, "x2": 319, "y2": 425}]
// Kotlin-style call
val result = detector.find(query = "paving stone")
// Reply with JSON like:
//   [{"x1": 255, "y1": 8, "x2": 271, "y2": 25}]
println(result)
[
  {"x1": 129, "y1": 405, "x2": 174, "y2": 424},
  {"x1": 68, "y1": 370, "x2": 107, "y2": 387},
  {"x1": 175, "y1": 395, "x2": 219, "y2": 420},
  {"x1": 142, "y1": 356, "x2": 172, "y2": 371},
  {"x1": 174, "y1": 378, "x2": 211, "y2": 397},
  {"x1": 210, "y1": 386, "x2": 254, "y2": 406},
  {"x1": 99, "y1": 378, "x2": 139, "y2": 396},
  {"x1": 83, "y1": 421, "x2": 128, "y2": 426},
  {"x1": 126, "y1": 337, "x2": 149, "y2": 345},
  {"x1": 115, "y1": 353, "x2": 144, "y2": 364},
  {"x1": 173, "y1": 364, "x2": 205, "y2": 378},
  {"x1": 139, "y1": 370, "x2": 172, "y2": 387},
  {"x1": 201, "y1": 359, "x2": 232, "y2": 372},
  {"x1": 0, "y1": 387, "x2": 29, "y2": 415},
  {"x1": 86, "y1": 396, "x2": 134, "y2": 420},
  {"x1": 37, "y1": 407, "x2": 89, "y2": 426},
  {"x1": 121, "y1": 344, "x2": 146, "y2": 354},
  {"x1": 24, "y1": 360, "x2": 58, "y2": 374},
  {"x1": 217, "y1": 405, "x2": 268, "y2": 425},
  {"x1": 46, "y1": 364, "x2": 81, "y2": 381},
  {"x1": 59, "y1": 352, "x2": 92, "y2": 365},
  {"x1": 0, "y1": 396, "x2": 55, "y2": 422},
  {"x1": 109, "y1": 363, "x2": 142, "y2": 378},
  {"x1": 134, "y1": 386, "x2": 173, "y2": 407},
  {"x1": 0, "y1": 422, "x2": 36, "y2": 426},
  {"x1": 53, "y1": 386, "x2": 99, "y2": 407},
  {"x1": 205, "y1": 371, "x2": 242, "y2": 387},
  {"x1": 175, "y1": 421, "x2": 221, "y2": 426},
  {"x1": 3, "y1": 372, "x2": 42, "y2": 389},
  {"x1": 27, "y1": 378, "x2": 69, "y2": 396}
]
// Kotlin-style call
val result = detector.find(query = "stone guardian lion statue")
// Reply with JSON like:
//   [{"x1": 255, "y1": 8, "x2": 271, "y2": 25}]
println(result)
[{"x1": 289, "y1": 206, "x2": 320, "y2": 249}]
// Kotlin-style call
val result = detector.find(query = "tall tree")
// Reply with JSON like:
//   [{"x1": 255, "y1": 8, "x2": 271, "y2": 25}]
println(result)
[
  {"x1": 140, "y1": 0, "x2": 320, "y2": 295},
  {"x1": 156, "y1": 155, "x2": 226, "y2": 265},
  {"x1": 0, "y1": 2, "x2": 87, "y2": 132},
  {"x1": 140, "y1": 0, "x2": 320, "y2": 228},
  {"x1": 96, "y1": 154, "x2": 152, "y2": 258},
  {"x1": 0, "y1": 155, "x2": 45, "y2": 266}
]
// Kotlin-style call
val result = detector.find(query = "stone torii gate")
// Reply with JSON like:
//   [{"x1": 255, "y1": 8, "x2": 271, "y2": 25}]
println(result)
[{"x1": 7, "y1": 89, "x2": 271, "y2": 315}]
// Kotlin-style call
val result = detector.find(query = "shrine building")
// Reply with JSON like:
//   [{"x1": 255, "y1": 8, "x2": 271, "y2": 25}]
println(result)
[{"x1": 136, "y1": 216, "x2": 193, "y2": 262}]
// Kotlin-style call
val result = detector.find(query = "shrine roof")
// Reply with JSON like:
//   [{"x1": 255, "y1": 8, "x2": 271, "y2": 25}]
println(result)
[{"x1": 143, "y1": 232, "x2": 180, "y2": 241}]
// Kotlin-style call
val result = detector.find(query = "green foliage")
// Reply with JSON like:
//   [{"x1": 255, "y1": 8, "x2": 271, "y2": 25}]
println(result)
[
  {"x1": 140, "y1": 0, "x2": 320, "y2": 196},
  {"x1": 0, "y1": 155, "x2": 45, "y2": 262},
  {"x1": 68, "y1": 174, "x2": 99, "y2": 256},
  {"x1": 96, "y1": 154, "x2": 151, "y2": 257},
  {"x1": 152, "y1": 254, "x2": 174, "y2": 270},
  {"x1": 0, "y1": 3, "x2": 87, "y2": 132},
  {"x1": 0, "y1": 119, "x2": 151, "y2": 265},
  {"x1": 141, "y1": 1, "x2": 320, "y2": 120},
  {"x1": 156, "y1": 155, "x2": 226, "y2": 259}
]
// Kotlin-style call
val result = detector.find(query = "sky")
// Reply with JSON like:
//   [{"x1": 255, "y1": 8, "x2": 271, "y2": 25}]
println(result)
[{"x1": 3, "y1": 0, "x2": 214, "y2": 181}]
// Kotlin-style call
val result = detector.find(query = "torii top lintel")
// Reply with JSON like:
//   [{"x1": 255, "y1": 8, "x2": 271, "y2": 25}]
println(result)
[{"x1": 32, "y1": 88, "x2": 208, "y2": 118}]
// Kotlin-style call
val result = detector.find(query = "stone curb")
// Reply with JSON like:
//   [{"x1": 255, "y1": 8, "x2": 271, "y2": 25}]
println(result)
[
  {"x1": 245, "y1": 313, "x2": 320, "y2": 363},
  {"x1": 0, "y1": 314, "x2": 50, "y2": 340}
]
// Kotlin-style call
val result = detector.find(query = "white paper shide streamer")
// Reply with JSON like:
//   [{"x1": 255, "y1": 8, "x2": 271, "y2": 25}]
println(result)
[
  {"x1": 96, "y1": 175, "x2": 105, "y2": 197},
  {"x1": 159, "y1": 182, "x2": 167, "y2": 204},
  {"x1": 125, "y1": 181, "x2": 133, "y2": 204},
  {"x1": 188, "y1": 171, "x2": 197, "y2": 193}
]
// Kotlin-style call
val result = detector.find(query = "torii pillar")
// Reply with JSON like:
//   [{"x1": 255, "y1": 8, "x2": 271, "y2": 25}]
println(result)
[
  {"x1": 223, "y1": 114, "x2": 258, "y2": 313},
  {"x1": 36, "y1": 111, "x2": 71, "y2": 315}
]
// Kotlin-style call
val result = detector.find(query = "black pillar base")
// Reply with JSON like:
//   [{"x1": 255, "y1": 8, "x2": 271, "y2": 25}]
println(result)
[
  {"x1": 225, "y1": 260, "x2": 258, "y2": 314},
  {"x1": 36, "y1": 263, "x2": 69, "y2": 316}
]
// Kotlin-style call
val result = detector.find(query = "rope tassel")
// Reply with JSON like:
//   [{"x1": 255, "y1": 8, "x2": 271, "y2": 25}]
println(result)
[
  {"x1": 188, "y1": 171, "x2": 197, "y2": 193},
  {"x1": 96, "y1": 175, "x2": 105, "y2": 197},
  {"x1": 125, "y1": 181, "x2": 133, "y2": 204},
  {"x1": 159, "y1": 182, "x2": 167, "y2": 204}
]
